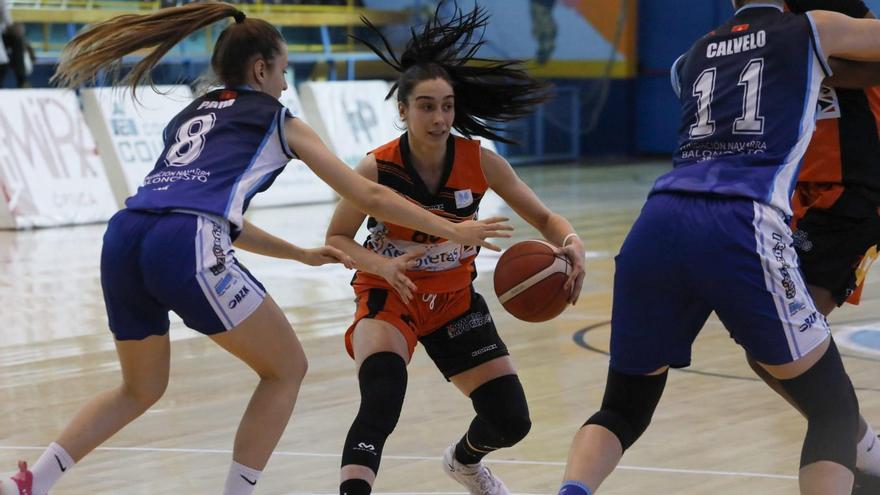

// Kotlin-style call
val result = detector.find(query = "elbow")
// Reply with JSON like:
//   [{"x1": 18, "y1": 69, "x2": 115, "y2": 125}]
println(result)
[
  {"x1": 325, "y1": 232, "x2": 344, "y2": 247},
  {"x1": 357, "y1": 182, "x2": 386, "y2": 217}
]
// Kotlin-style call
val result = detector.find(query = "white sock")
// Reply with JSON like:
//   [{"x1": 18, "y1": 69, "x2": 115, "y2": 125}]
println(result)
[
  {"x1": 30, "y1": 442, "x2": 75, "y2": 495},
  {"x1": 223, "y1": 460, "x2": 262, "y2": 495},
  {"x1": 857, "y1": 424, "x2": 880, "y2": 476}
]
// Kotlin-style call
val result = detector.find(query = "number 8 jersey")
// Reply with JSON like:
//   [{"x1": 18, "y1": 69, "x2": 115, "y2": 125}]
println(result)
[
  {"x1": 652, "y1": 3, "x2": 831, "y2": 216},
  {"x1": 125, "y1": 88, "x2": 296, "y2": 233}
]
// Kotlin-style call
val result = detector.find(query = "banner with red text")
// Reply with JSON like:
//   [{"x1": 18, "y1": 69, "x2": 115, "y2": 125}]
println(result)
[{"x1": 0, "y1": 89, "x2": 117, "y2": 229}]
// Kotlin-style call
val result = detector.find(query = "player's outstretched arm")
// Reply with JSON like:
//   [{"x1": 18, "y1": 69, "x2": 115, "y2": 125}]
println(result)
[
  {"x1": 812, "y1": 10, "x2": 880, "y2": 61},
  {"x1": 480, "y1": 147, "x2": 585, "y2": 304},
  {"x1": 235, "y1": 219, "x2": 354, "y2": 268},
  {"x1": 285, "y1": 117, "x2": 512, "y2": 252}
]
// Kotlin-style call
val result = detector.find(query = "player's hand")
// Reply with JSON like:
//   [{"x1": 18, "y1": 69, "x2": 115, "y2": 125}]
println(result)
[
  {"x1": 296, "y1": 245, "x2": 355, "y2": 268},
  {"x1": 556, "y1": 236, "x2": 586, "y2": 305},
  {"x1": 450, "y1": 216, "x2": 514, "y2": 251},
  {"x1": 378, "y1": 249, "x2": 423, "y2": 303}
]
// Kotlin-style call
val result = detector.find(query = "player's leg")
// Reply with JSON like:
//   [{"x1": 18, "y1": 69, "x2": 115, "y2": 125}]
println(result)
[
  {"x1": 422, "y1": 290, "x2": 525, "y2": 494},
  {"x1": 711, "y1": 202, "x2": 858, "y2": 495},
  {"x1": 208, "y1": 295, "x2": 308, "y2": 494},
  {"x1": 0, "y1": 335, "x2": 172, "y2": 495},
  {"x1": 560, "y1": 367, "x2": 668, "y2": 495},
  {"x1": 339, "y1": 288, "x2": 413, "y2": 495},
  {"x1": 149, "y1": 213, "x2": 309, "y2": 494},
  {"x1": 558, "y1": 193, "x2": 711, "y2": 495},
  {"x1": 756, "y1": 338, "x2": 858, "y2": 495},
  {"x1": 1, "y1": 211, "x2": 174, "y2": 495},
  {"x1": 747, "y1": 209, "x2": 880, "y2": 488}
]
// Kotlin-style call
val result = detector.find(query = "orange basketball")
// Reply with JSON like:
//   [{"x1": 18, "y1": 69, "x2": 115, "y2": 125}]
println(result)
[{"x1": 493, "y1": 240, "x2": 572, "y2": 322}]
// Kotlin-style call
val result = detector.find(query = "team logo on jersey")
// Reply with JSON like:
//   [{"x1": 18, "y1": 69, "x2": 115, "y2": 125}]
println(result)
[
  {"x1": 816, "y1": 86, "x2": 841, "y2": 120},
  {"x1": 454, "y1": 189, "x2": 474, "y2": 209},
  {"x1": 731, "y1": 24, "x2": 750, "y2": 33}
]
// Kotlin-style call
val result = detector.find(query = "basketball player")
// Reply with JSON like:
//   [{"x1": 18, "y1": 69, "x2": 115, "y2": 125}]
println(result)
[
  {"x1": 325, "y1": 5, "x2": 585, "y2": 495},
  {"x1": 0, "y1": 4, "x2": 513, "y2": 495},
  {"x1": 739, "y1": 1, "x2": 880, "y2": 492},
  {"x1": 557, "y1": 2, "x2": 880, "y2": 494}
]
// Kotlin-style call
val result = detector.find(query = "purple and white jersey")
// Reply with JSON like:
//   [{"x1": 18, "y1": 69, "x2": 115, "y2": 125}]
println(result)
[
  {"x1": 652, "y1": 3, "x2": 832, "y2": 216},
  {"x1": 125, "y1": 88, "x2": 296, "y2": 231}
]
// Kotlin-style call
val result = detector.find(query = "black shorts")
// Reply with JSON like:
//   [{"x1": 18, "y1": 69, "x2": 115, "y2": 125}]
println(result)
[
  {"x1": 793, "y1": 208, "x2": 880, "y2": 305},
  {"x1": 419, "y1": 291, "x2": 509, "y2": 380}
]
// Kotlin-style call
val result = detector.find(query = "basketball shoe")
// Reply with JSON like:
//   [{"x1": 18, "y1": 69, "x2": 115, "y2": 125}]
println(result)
[
  {"x1": 442, "y1": 444, "x2": 509, "y2": 495},
  {"x1": 0, "y1": 462, "x2": 33, "y2": 495}
]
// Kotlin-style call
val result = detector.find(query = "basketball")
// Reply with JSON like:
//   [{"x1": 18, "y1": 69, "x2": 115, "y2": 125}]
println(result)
[{"x1": 493, "y1": 240, "x2": 572, "y2": 322}]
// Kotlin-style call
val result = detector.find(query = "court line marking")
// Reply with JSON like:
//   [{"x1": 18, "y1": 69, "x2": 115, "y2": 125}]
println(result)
[{"x1": 0, "y1": 445, "x2": 797, "y2": 481}]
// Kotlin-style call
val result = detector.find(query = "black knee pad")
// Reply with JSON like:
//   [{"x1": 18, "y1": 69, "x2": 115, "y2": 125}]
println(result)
[
  {"x1": 341, "y1": 352, "x2": 408, "y2": 473},
  {"x1": 585, "y1": 368, "x2": 667, "y2": 451},
  {"x1": 470, "y1": 374, "x2": 531, "y2": 447},
  {"x1": 779, "y1": 340, "x2": 859, "y2": 470}
]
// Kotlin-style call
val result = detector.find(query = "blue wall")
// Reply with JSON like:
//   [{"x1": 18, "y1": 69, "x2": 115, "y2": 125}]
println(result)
[
  {"x1": 636, "y1": 0, "x2": 880, "y2": 155},
  {"x1": 637, "y1": 0, "x2": 734, "y2": 155}
]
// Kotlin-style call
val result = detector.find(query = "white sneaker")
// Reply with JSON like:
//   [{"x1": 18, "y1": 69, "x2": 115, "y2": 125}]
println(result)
[{"x1": 442, "y1": 444, "x2": 509, "y2": 495}]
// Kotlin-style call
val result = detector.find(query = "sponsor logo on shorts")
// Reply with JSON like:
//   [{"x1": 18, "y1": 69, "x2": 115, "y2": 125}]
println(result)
[
  {"x1": 772, "y1": 232, "x2": 797, "y2": 299},
  {"x1": 214, "y1": 273, "x2": 235, "y2": 296},
  {"x1": 471, "y1": 343, "x2": 498, "y2": 357},
  {"x1": 209, "y1": 221, "x2": 227, "y2": 276},
  {"x1": 447, "y1": 312, "x2": 493, "y2": 339},
  {"x1": 792, "y1": 229, "x2": 813, "y2": 252},
  {"x1": 788, "y1": 300, "x2": 806, "y2": 316},
  {"x1": 354, "y1": 442, "x2": 377, "y2": 456},
  {"x1": 799, "y1": 311, "x2": 819, "y2": 333},
  {"x1": 228, "y1": 286, "x2": 250, "y2": 309}
]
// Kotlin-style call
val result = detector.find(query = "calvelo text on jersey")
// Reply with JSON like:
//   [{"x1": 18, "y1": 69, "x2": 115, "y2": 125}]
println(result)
[
  {"x1": 654, "y1": 3, "x2": 831, "y2": 215},
  {"x1": 125, "y1": 88, "x2": 297, "y2": 230}
]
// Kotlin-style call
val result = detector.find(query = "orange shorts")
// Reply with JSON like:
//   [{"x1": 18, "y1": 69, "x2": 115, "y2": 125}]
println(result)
[
  {"x1": 345, "y1": 285, "x2": 472, "y2": 358},
  {"x1": 344, "y1": 285, "x2": 508, "y2": 378}
]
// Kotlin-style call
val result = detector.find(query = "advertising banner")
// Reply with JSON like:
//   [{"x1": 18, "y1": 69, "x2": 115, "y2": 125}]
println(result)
[{"x1": 0, "y1": 89, "x2": 117, "y2": 229}]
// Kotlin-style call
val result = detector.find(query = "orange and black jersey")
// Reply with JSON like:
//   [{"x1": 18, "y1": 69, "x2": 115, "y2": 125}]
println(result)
[
  {"x1": 794, "y1": 85, "x2": 880, "y2": 219},
  {"x1": 353, "y1": 133, "x2": 489, "y2": 294}
]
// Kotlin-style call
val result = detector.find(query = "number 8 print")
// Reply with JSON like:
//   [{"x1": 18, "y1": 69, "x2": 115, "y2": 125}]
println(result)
[{"x1": 165, "y1": 113, "x2": 217, "y2": 167}]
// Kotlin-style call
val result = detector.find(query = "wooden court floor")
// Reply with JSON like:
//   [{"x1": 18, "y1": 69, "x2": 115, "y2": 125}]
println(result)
[{"x1": 1, "y1": 162, "x2": 878, "y2": 494}]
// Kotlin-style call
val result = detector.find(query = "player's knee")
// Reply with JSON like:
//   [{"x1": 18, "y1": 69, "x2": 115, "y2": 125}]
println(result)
[
  {"x1": 780, "y1": 340, "x2": 860, "y2": 470},
  {"x1": 122, "y1": 377, "x2": 168, "y2": 410},
  {"x1": 471, "y1": 374, "x2": 531, "y2": 447},
  {"x1": 341, "y1": 352, "x2": 408, "y2": 472},
  {"x1": 256, "y1": 346, "x2": 308, "y2": 386},
  {"x1": 355, "y1": 352, "x2": 408, "y2": 435},
  {"x1": 585, "y1": 368, "x2": 667, "y2": 451}
]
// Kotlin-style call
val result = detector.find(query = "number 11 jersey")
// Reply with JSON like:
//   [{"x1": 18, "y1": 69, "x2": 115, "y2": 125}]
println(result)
[{"x1": 652, "y1": 3, "x2": 831, "y2": 216}]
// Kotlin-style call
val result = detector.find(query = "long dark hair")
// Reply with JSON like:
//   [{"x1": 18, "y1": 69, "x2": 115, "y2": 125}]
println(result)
[
  {"x1": 352, "y1": 1, "x2": 552, "y2": 144},
  {"x1": 52, "y1": 2, "x2": 284, "y2": 95}
]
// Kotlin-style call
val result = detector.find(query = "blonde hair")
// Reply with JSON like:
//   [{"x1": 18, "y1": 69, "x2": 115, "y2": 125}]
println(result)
[{"x1": 52, "y1": 2, "x2": 283, "y2": 95}]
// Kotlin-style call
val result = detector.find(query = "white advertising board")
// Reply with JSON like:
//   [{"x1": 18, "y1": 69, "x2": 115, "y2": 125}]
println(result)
[
  {"x1": 0, "y1": 89, "x2": 117, "y2": 229},
  {"x1": 81, "y1": 85, "x2": 194, "y2": 207},
  {"x1": 298, "y1": 80, "x2": 401, "y2": 167},
  {"x1": 300, "y1": 80, "x2": 498, "y2": 165}
]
